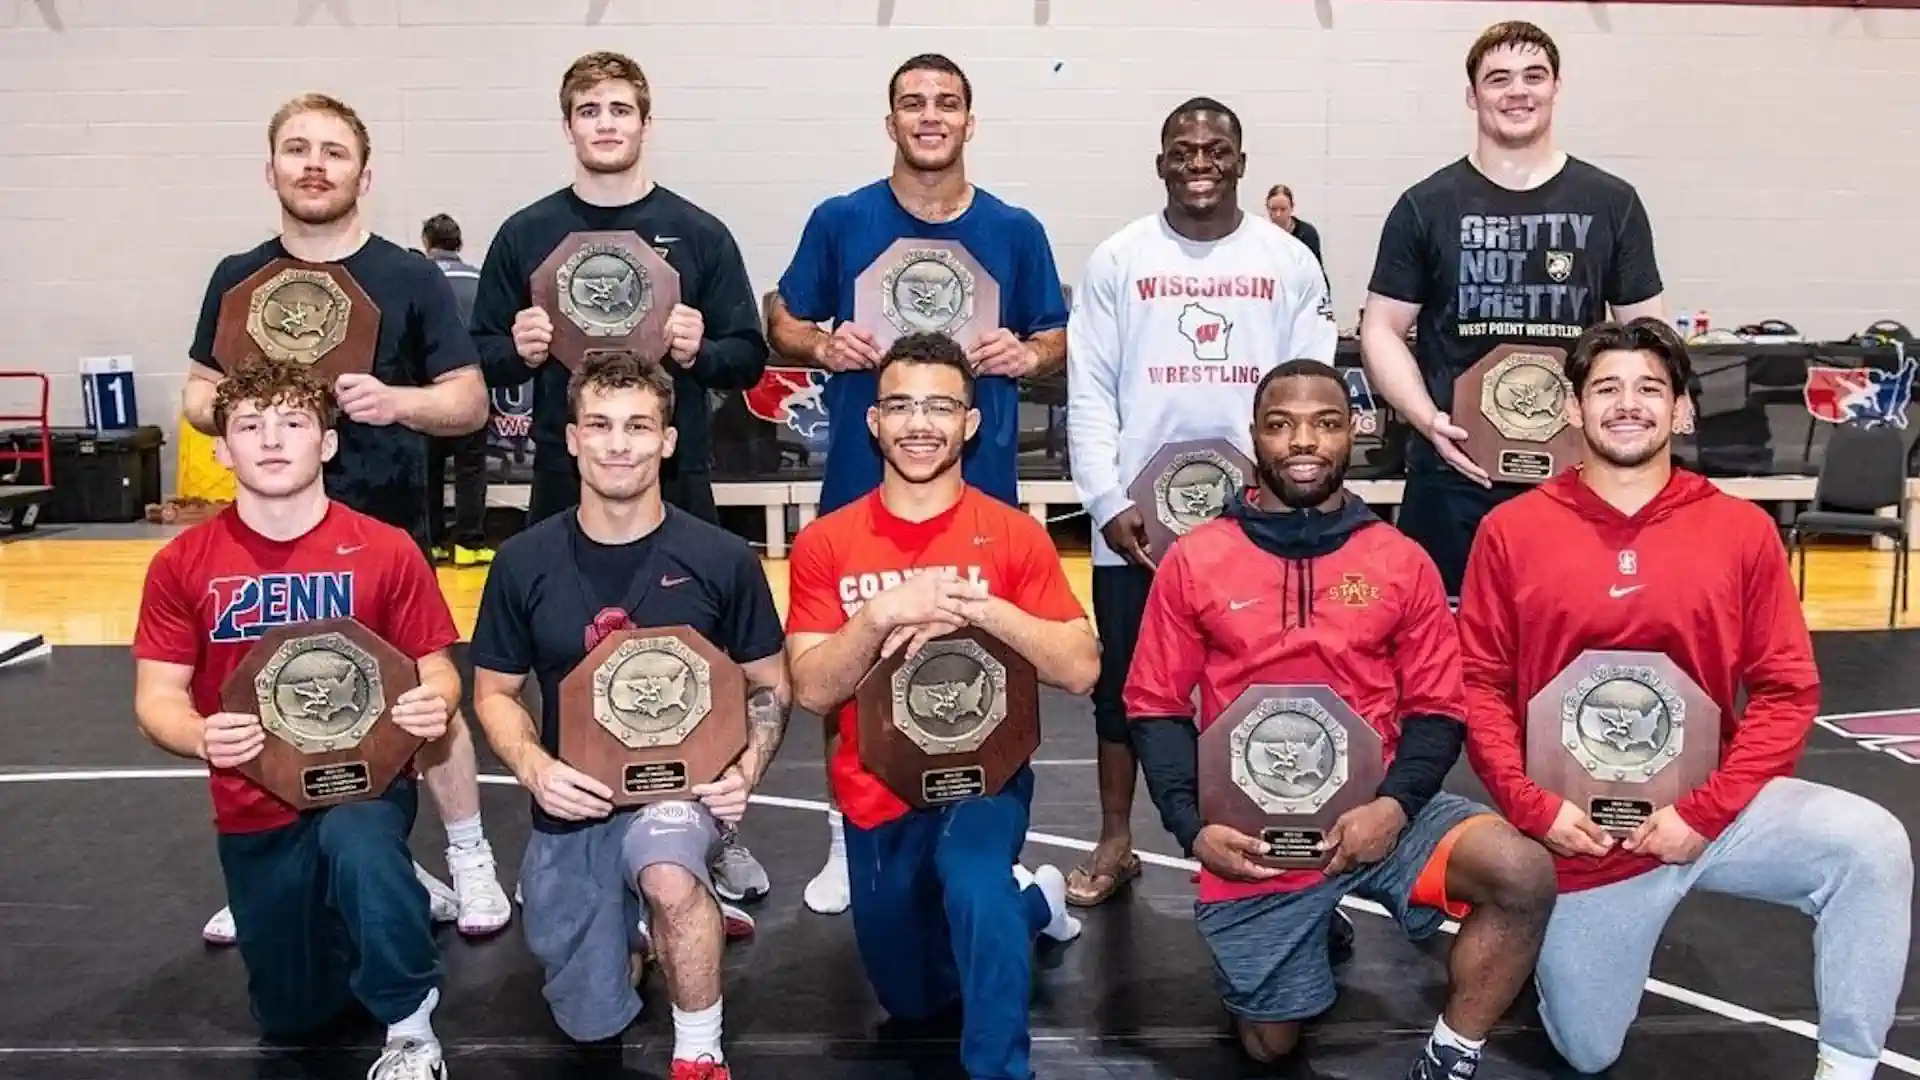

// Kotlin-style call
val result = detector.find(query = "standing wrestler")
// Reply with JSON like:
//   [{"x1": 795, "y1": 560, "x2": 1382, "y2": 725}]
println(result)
[
  {"x1": 1458, "y1": 319, "x2": 1911, "y2": 1079},
  {"x1": 1359, "y1": 21, "x2": 1666, "y2": 598},
  {"x1": 135, "y1": 359, "x2": 460, "y2": 1080},
  {"x1": 784, "y1": 333, "x2": 1092, "y2": 1080},
  {"x1": 180, "y1": 93, "x2": 510, "y2": 943},
  {"x1": 1126, "y1": 360, "x2": 1556, "y2": 1079},
  {"x1": 470, "y1": 52, "x2": 772, "y2": 902},
  {"x1": 468, "y1": 351, "x2": 789, "y2": 1079},
  {"x1": 766, "y1": 52, "x2": 1070, "y2": 913},
  {"x1": 1066, "y1": 96, "x2": 1337, "y2": 910}
]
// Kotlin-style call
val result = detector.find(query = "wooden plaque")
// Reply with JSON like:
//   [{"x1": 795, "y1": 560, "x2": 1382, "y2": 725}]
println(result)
[
  {"x1": 212, "y1": 259, "x2": 381, "y2": 384},
  {"x1": 852, "y1": 238, "x2": 1002, "y2": 353},
  {"x1": 1452, "y1": 344, "x2": 1584, "y2": 484},
  {"x1": 854, "y1": 626, "x2": 1040, "y2": 809},
  {"x1": 217, "y1": 617, "x2": 423, "y2": 811},
  {"x1": 557, "y1": 625, "x2": 747, "y2": 807},
  {"x1": 1198, "y1": 684, "x2": 1386, "y2": 870},
  {"x1": 532, "y1": 231, "x2": 683, "y2": 371},
  {"x1": 1526, "y1": 650, "x2": 1722, "y2": 837},
  {"x1": 1126, "y1": 438, "x2": 1254, "y2": 557}
]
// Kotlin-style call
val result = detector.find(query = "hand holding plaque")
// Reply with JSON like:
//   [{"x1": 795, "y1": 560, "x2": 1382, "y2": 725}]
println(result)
[
  {"x1": 212, "y1": 259, "x2": 382, "y2": 384},
  {"x1": 1526, "y1": 650, "x2": 1721, "y2": 838},
  {"x1": 217, "y1": 617, "x2": 425, "y2": 811},
  {"x1": 1452, "y1": 344, "x2": 1583, "y2": 484},
  {"x1": 855, "y1": 626, "x2": 1040, "y2": 809},
  {"x1": 854, "y1": 238, "x2": 1001, "y2": 354},
  {"x1": 532, "y1": 231, "x2": 683, "y2": 371},
  {"x1": 557, "y1": 626, "x2": 747, "y2": 807},
  {"x1": 1126, "y1": 438, "x2": 1254, "y2": 560},
  {"x1": 1198, "y1": 685, "x2": 1387, "y2": 870}
]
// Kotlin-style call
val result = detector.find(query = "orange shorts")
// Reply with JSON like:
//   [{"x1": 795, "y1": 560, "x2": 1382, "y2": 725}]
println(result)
[{"x1": 1405, "y1": 813, "x2": 1501, "y2": 919}]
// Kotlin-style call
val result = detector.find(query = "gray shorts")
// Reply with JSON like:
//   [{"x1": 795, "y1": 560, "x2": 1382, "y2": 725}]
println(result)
[
  {"x1": 1194, "y1": 792, "x2": 1496, "y2": 1023},
  {"x1": 518, "y1": 800, "x2": 721, "y2": 1041}
]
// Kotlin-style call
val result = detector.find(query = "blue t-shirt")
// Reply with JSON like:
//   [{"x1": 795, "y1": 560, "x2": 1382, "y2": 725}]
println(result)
[{"x1": 776, "y1": 180, "x2": 1069, "y2": 513}]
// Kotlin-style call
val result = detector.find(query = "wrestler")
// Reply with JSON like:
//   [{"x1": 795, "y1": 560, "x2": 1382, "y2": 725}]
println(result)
[
  {"x1": 1458, "y1": 318, "x2": 1912, "y2": 1079},
  {"x1": 469, "y1": 52, "x2": 772, "y2": 903},
  {"x1": 1359, "y1": 21, "x2": 1666, "y2": 598},
  {"x1": 1127, "y1": 360, "x2": 1557, "y2": 1079},
  {"x1": 766, "y1": 51, "x2": 1070, "y2": 915},
  {"x1": 133, "y1": 359, "x2": 459, "y2": 1080},
  {"x1": 179, "y1": 92, "x2": 510, "y2": 943},
  {"x1": 468, "y1": 351, "x2": 789, "y2": 1080},
  {"x1": 784, "y1": 332, "x2": 1092, "y2": 1080},
  {"x1": 1066, "y1": 96, "x2": 1338, "y2": 911}
]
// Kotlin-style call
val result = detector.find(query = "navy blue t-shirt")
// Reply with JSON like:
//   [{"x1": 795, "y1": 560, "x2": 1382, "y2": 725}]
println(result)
[
  {"x1": 776, "y1": 180, "x2": 1069, "y2": 513},
  {"x1": 468, "y1": 506, "x2": 785, "y2": 834}
]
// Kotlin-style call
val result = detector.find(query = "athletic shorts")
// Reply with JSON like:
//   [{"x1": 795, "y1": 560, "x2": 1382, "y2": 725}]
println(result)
[
  {"x1": 518, "y1": 800, "x2": 721, "y2": 1042},
  {"x1": 1194, "y1": 792, "x2": 1499, "y2": 1023}
]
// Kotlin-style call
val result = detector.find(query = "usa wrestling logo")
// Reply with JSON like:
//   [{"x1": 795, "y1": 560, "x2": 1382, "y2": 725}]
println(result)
[
  {"x1": 1804, "y1": 358, "x2": 1917, "y2": 429},
  {"x1": 1817, "y1": 708, "x2": 1920, "y2": 765},
  {"x1": 745, "y1": 367, "x2": 830, "y2": 447}
]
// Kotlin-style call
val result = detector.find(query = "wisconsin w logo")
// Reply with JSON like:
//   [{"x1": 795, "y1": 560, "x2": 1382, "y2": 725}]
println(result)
[{"x1": 1816, "y1": 709, "x2": 1920, "y2": 765}]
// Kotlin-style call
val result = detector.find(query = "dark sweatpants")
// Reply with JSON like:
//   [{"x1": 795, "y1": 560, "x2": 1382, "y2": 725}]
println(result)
[
  {"x1": 1090, "y1": 564, "x2": 1156, "y2": 747},
  {"x1": 215, "y1": 781, "x2": 440, "y2": 1038}
]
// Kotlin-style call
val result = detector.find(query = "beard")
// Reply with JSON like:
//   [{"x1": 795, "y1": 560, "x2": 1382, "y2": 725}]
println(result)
[
  {"x1": 1258, "y1": 455, "x2": 1347, "y2": 510},
  {"x1": 278, "y1": 187, "x2": 356, "y2": 227}
]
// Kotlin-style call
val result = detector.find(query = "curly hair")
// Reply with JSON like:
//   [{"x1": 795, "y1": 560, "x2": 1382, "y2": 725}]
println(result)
[
  {"x1": 212, "y1": 357, "x2": 337, "y2": 434},
  {"x1": 566, "y1": 349, "x2": 676, "y2": 423}
]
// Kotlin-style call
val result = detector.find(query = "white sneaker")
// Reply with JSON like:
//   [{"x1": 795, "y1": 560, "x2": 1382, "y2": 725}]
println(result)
[
  {"x1": 1016, "y1": 863, "x2": 1082, "y2": 944},
  {"x1": 446, "y1": 840, "x2": 512, "y2": 937},
  {"x1": 202, "y1": 865, "x2": 454, "y2": 948},
  {"x1": 202, "y1": 906, "x2": 236, "y2": 946},
  {"x1": 711, "y1": 831, "x2": 770, "y2": 903},
  {"x1": 804, "y1": 855, "x2": 850, "y2": 915},
  {"x1": 367, "y1": 1037, "x2": 446, "y2": 1080}
]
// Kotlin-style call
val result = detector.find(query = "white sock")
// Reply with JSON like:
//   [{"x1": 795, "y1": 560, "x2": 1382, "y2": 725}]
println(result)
[
  {"x1": 827, "y1": 810, "x2": 846, "y2": 858},
  {"x1": 1815, "y1": 1043, "x2": 1881, "y2": 1080},
  {"x1": 805, "y1": 813, "x2": 851, "y2": 915},
  {"x1": 388, "y1": 987, "x2": 440, "y2": 1049},
  {"x1": 1431, "y1": 1014, "x2": 1484, "y2": 1054},
  {"x1": 444, "y1": 815, "x2": 484, "y2": 853},
  {"x1": 672, "y1": 1000, "x2": 724, "y2": 1063}
]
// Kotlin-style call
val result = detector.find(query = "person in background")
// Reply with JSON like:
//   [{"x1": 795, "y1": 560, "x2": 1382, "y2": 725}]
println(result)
[
  {"x1": 421, "y1": 213, "x2": 493, "y2": 567},
  {"x1": 1264, "y1": 184, "x2": 1324, "y2": 269}
]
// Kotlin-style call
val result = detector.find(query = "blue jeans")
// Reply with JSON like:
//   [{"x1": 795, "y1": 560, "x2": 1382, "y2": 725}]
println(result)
[{"x1": 844, "y1": 766, "x2": 1053, "y2": 1080}]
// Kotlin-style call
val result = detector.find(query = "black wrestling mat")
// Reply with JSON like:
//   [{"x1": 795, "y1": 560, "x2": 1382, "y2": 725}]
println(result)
[{"x1": 1, "y1": 636, "x2": 1916, "y2": 1080}]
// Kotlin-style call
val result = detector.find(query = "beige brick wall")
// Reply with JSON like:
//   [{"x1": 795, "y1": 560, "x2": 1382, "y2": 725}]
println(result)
[{"x1": 3, "y1": 0, "x2": 1916, "y2": 489}]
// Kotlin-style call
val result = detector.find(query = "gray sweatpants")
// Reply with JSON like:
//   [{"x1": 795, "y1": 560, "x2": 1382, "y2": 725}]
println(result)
[{"x1": 1535, "y1": 777, "x2": 1912, "y2": 1074}]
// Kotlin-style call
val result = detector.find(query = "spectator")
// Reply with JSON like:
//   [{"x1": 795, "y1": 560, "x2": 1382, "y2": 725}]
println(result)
[{"x1": 422, "y1": 213, "x2": 493, "y2": 566}]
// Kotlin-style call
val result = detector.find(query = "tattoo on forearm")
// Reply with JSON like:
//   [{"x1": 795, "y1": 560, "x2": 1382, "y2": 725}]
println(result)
[{"x1": 745, "y1": 685, "x2": 789, "y2": 778}]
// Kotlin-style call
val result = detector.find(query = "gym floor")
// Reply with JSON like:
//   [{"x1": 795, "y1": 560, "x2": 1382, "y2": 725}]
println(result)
[{"x1": 1, "y1": 531, "x2": 1917, "y2": 1080}]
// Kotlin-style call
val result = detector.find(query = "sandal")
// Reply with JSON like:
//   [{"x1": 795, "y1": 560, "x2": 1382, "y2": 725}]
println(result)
[{"x1": 1064, "y1": 850, "x2": 1142, "y2": 907}]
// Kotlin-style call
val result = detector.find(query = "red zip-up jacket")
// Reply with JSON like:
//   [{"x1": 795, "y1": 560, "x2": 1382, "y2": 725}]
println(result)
[{"x1": 1458, "y1": 467, "x2": 1820, "y2": 893}]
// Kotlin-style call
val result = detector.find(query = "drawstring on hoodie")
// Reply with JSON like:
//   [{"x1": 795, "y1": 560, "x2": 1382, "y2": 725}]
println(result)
[{"x1": 1226, "y1": 488, "x2": 1377, "y2": 628}]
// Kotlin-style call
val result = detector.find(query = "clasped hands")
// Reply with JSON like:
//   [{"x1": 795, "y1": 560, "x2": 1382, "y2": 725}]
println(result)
[
  {"x1": 1194, "y1": 797, "x2": 1408, "y2": 883},
  {"x1": 199, "y1": 685, "x2": 451, "y2": 770},
  {"x1": 1545, "y1": 799, "x2": 1705, "y2": 865},
  {"x1": 867, "y1": 567, "x2": 992, "y2": 661}
]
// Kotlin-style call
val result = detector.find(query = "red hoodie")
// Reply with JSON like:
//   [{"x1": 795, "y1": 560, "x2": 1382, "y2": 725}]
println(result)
[{"x1": 1458, "y1": 467, "x2": 1820, "y2": 893}]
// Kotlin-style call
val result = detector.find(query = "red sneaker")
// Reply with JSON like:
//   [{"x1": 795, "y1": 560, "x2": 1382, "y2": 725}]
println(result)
[{"x1": 670, "y1": 1058, "x2": 731, "y2": 1080}]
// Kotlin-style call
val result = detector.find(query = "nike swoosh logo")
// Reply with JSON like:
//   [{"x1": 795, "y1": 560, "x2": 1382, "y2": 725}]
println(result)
[
  {"x1": 1229, "y1": 599, "x2": 1257, "y2": 610},
  {"x1": 336, "y1": 544, "x2": 364, "y2": 555},
  {"x1": 661, "y1": 575, "x2": 691, "y2": 587},
  {"x1": 654, "y1": 235, "x2": 679, "y2": 243},
  {"x1": 1609, "y1": 585, "x2": 1644, "y2": 598}
]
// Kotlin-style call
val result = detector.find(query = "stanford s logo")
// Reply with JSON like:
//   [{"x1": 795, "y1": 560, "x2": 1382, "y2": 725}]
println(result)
[
  {"x1": 1817, "y1": 709, "x2": 1920, "y2": 765},
  {"x1": 208, "y1": 573, "x2": 354, "y2": 642}
]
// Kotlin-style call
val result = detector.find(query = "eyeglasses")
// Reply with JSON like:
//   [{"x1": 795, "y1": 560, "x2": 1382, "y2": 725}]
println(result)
[{"x1": 875, "y1": 395, "x2": 967, "y2": 420}]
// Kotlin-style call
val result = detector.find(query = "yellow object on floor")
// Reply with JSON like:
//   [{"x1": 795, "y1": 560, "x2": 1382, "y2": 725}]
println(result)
[{"x1": 172, "y1": 413, "x2": 234, "y2": 502}]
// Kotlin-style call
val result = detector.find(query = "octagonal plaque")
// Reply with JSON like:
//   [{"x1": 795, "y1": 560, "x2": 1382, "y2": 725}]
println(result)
[
  {"x1": 558, "y1": 625, "x2": 746, "y2": 807},
  {"x1": 1199, "y1": 685, "x2": 1385, "y2": 870},
  {"x1": 854, "y1": 626, "x2": 1040, "y2": 809},
  {"x1": 532, "y1": 231, "x2": 683, "y2": 371},
  {"x1": 1125, "y1": 438, "x2": 1254, "y2": 559},
  {"x1": 212, "y1": 259, "x2": 381, "y2": 384},
  {"x1": 1526, "y1": 650, "x2": 1721, "y2": 836},
  {"x1": 853, "y1": 238, "x2": 1002, "y2": 352},
  {"x1": 1452, "y1": 344, "x2": 1583, "y2": 484},
  {"x1": 217, "y1": 617, "x2": 423, "y2": 811}
]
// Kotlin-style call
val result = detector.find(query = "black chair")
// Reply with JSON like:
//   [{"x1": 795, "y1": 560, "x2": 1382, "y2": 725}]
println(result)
[{"x1": 1789, "y1": 423, "x2": 1911, "y2": 627}]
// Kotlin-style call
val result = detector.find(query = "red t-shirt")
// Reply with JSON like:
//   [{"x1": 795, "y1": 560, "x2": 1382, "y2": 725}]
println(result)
[
  {"x1": 785, "y1": 487, "x2": 1087, "y2": 829},
  {"x1": 132, "y1": 502, "x2": 461, "y2": 835}
]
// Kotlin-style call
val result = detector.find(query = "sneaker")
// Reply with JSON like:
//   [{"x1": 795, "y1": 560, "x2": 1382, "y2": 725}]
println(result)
[
  {"x1": 367, "y1": 1037, "x2": 447, "y2": 1080},
  {"x1": 636, "y1": 901, "x2": 755, "y2": 948},
  {"x1": 1329, "y1": 908, "x2": 1355, "y2": 965},
  {"x1": 1407, "y1": 1040, "x2": 1480, "y2": 1080},
  {"x1": 204, "y1": 865, "x2": 456, "y2": 947},
  {"x1": 1015, "y1": 863, "x2": 1083, "y2": 944},
  {"x1": 711, "y1": 830, "x2": 770, "y2": 904},
  {"x1": 804, "y1": 854, "x2": 850, "y2": 915},
  {"x1": 452, "y1": 545, "x2": 494, "y2": 567},
  {"x1": 446, "y1": 840, "x2": 513, "y2": 937},
  {"x1": 669, "y1": 1058, "x2": 730, "y2": 1080},
  {"x1": 202, "y1": 906, "x2": 237, "y2": 946}
]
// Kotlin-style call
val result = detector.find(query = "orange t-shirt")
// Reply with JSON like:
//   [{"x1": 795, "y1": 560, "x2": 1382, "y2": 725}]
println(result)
[{"x1": 785, "y1": 487, "x2": 1087, "y2": 829}]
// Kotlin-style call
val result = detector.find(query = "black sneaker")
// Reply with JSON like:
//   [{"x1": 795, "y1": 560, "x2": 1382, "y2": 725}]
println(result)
[
  {"x1": 1328, "y1": 908, "x2": 1355, "y2": 964},
  {"x1": 1407, "y1": 1040, "x2": 1480, "y2": 1080}
]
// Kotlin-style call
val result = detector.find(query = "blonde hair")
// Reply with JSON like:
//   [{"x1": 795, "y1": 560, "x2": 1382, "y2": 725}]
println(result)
[
  {"x1": 268, "y1": 93, "x2": 371, "y2": 164},
  {"x1": 560, "y1": 51, "x2": 652, "y2": 119}
]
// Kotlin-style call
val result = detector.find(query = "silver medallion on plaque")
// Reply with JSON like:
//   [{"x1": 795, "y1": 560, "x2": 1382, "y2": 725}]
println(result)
[
  {"x1": 254, "y1": 631, "x2": 387, "y2": 753},
  {"x1": 557, "y1": 242, "x2": 658, "y2": 338},
  {"x1": 1153, "y1": 448, "x2": 1245, "y2": 537},
  {"x1": 1480, "y1": 350, "x2": 1574, "y2": 445},
  {"x1": 1228, "y1": 697, "x2": 1350, "y2": 816},
  {"x1": 591, "y1": 635, "x2": 714, "y2": 749},
  {"x1": 247, "y1": 267, "x2": 353, "y2": 367},
  {"x1": 891, "y1": 636, "x2": 1009, "y2": 755},
  {"x1": 1558, "y1": 662, "x2": 1689, "y2": 784},
  {"x1": 880, "y1": 247, "x2": 977, "y2": 338}
]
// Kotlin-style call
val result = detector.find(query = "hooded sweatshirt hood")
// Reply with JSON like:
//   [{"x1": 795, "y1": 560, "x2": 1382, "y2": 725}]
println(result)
[
  {"x1": 1225, "y1": 487, "x2": 1380, "y2": 627},
  {"x1": 1538, "y1": 465, "x2": 1720, "y2": 530}
]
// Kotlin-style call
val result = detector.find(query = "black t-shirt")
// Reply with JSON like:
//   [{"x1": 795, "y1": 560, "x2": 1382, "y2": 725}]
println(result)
[
  {"x1": 190, "y1": 235, "x2": 479, "y2": 543},
  {"x1": 469, "y1": 185, "x2": 769, "y2": 479},
  {"x1": 1367, "y1": 156, "x2": 1663, "y2": 474},
  {"x1": 467, "y1": 505, "x2": 785, "y2": 834}
]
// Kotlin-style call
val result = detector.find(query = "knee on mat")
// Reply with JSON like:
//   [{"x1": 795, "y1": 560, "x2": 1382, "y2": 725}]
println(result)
[
  {"x1": 1544, "y1": 1017, "x2": 1625, "y2": 1076},
  {"x1": 637, "y1": 862, "x2": 708, "y2": 919},
  {"x1": 1236, "y1": 1019, "x2": 1300, "y2": 1063}
]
